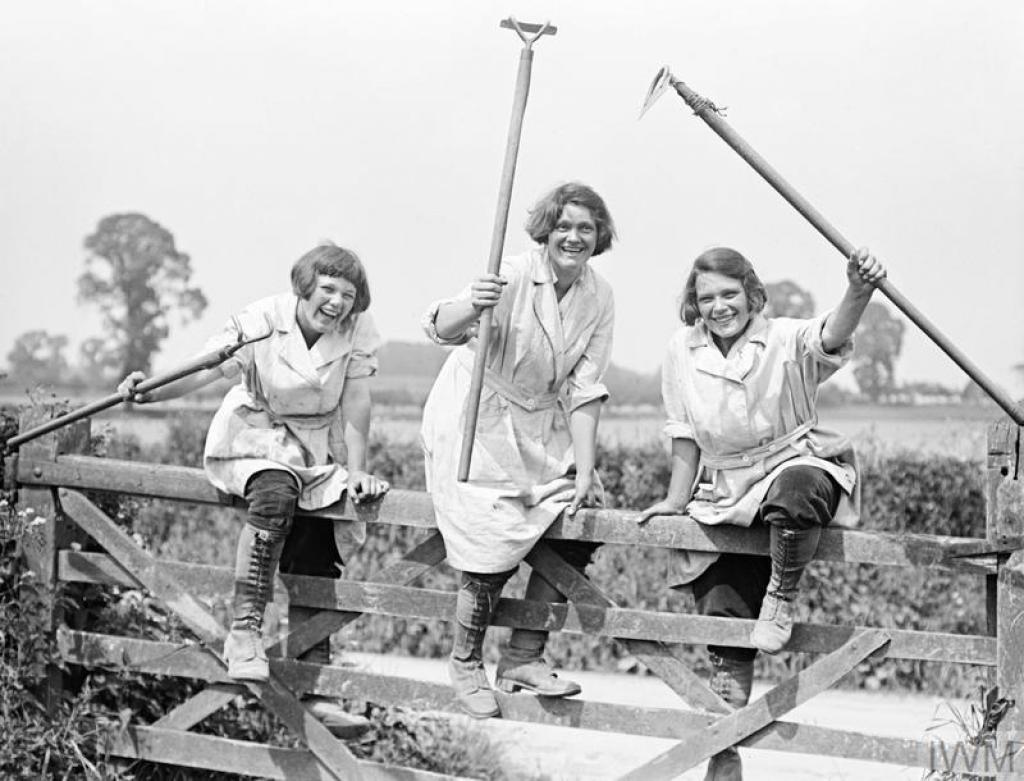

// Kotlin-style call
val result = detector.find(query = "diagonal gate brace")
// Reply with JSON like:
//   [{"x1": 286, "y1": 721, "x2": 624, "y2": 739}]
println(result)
[
  {"x1": 58, "y1": 489, "x2": 383, "y2": 781},
  {"x1": 524, "y1": 542, "x2": 731, "y2": 714},
  {"x1": 619, "y1": 628, "x2": 892, "y2": 779},
  {"x1": 162, "y1": 532, "x2": 449, "y2": 732}
]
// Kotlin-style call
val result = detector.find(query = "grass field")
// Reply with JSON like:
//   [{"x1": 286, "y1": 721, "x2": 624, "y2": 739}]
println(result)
[{"x1": 70, "y1": 400, "x2": 999, "y2": 463}]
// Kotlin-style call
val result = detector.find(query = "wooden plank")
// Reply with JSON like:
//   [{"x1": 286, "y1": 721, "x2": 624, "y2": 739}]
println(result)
[
  {"x1": 108, "y1": 725, "x2": 466, "y2": 781},
  {"x1": 152, "y1": 684, "x2": 241, "y2": 730},
  {"x1": 59, "y1": 549, "x2": 994, "y2": 665},
  {"x1": 278, "y1": 531, "x2": 447, "y2": 659},
  {"x1": 525, "y1": 543, "x2": 729, "y2": 714},
  {"x1": 621, "y1": 628, "x2": 893, "y2": 779},
  {"x1": 57, "y1": 489, "x2": 377, "y2": 781},
  {"x1": 23, "y1": 454, "x2": 995, "y2": 571},
  {"x1": 65, "y1": 629, "x2": 951, "y2": 771},
  {"x1": 987, "y1": 417, "x2": 1024, "y2": 768},
  {"x1": 16, "y1": 411, "x2": 92, "y2": 714},
  {"x1": 156, "y1": 533, "x2": 447, "y2": 733}
]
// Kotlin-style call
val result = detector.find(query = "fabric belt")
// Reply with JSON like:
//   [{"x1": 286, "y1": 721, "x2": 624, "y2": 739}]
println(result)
[
  {"x1": 700, "y1": 418, "x2": 817, "y2": 470},
  {"x1": 484, "y1": 368, "x2": 559, "y2": 411},
  {"x1": 455, "y1": 350, "x2": 559, "y2": 411}
]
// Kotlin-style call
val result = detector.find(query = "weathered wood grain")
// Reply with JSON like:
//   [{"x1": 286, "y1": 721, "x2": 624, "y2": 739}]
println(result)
[
  {"x1": 107, "y1": 725, "x2": 465, "y2": 781},
  {"x1": 988, "y1": 416, "x2": 1024, "y2": 768},
  {"x1": 66, "y1": 629, "x2": 952, "y2": 771},
  {"x1": 59, "y1": 489, "x2": 379, "y2": 781},
  {"x1": 621, "y1": 629, "x2": 893, "y2": 779},
  {"x1": 57, "y1": 551, "x2": 995, "y2": 665},
  {"x1": 153, "y1": 533, "x2": 447, "y2": 733},
  {"x1": 21, "y1": 454, "x2": 994, "y2": 570}
]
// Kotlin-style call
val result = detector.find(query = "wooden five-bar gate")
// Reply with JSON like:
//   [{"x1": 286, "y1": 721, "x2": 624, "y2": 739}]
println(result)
[{"x1": 8, "y1": 410, "x2": 1024, "y2": 779}]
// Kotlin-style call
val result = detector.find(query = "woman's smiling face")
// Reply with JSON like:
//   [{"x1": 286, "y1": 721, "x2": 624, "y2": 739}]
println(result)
[
  {"x1": 297, "y1": 274, "x2": 357, "y2": 338},
  {"x1": 546, "y1": 203, "x2": 597, "y2": 290},
  {"x1": 695, "y1": 270, "x2": 752, "y2": 352}
]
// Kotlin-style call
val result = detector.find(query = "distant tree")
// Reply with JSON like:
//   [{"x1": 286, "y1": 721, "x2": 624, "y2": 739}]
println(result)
[
  {"x1": 852, "y1": 301, "x2": 905, "y2": 402},
  {"x1": 765, "y1": 280, "x2": 815, "y2": 318},
  {"x1": 78, "y1": 336, "x2": 121, "y2": 389},
  {"x1": 78, "y1": 213, "x2": 207, "y2": 376},
  {"x1": 6, "y1": 329, "x2": 70, "y2": 388}
]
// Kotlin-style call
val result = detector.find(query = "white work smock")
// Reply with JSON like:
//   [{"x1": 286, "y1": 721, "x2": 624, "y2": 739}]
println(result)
[
  {"x1": 661, "y1": 312, "x2": 859, "y2": 584},
  {"x1": 202, "y1": 292, "x2": 381, "y2": 513},
  {"x1": 420, "y1": 248, "x2": 615, "y2": 574}
]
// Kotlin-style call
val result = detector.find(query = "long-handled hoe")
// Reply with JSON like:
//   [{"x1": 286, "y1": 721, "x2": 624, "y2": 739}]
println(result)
[
  {"x1": 458, "y1": 17, "x2": 556, "y2": 482},
  {"x1": 639, "y1": 66, "x2": 1024, "y2": 426},
  {"x1": 4, "y1": 321, "x2": 274, "y2": 454}
]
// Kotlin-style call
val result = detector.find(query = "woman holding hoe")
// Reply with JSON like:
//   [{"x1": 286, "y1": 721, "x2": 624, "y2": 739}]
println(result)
[
  {"x1": 638, "y1": 245, "x2": 885, "y2": 779},
  {"x1": 118, "y1": 242, "x2": 389, "y2": 738},
  {"x1": 421, "y1": 182, "x2": 616, "y2": 719}
]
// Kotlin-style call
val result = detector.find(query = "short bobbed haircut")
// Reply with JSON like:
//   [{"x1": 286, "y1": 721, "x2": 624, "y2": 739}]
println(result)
[
  {"x1": 525, "y1": 182, "x2": 616, "y2": 256},
  {"x1": 290, "y1": 242, "x2": 371, "y2": 315},
  {"x1": 679, "y1": 247, "x2": 767, "y2": 325}
]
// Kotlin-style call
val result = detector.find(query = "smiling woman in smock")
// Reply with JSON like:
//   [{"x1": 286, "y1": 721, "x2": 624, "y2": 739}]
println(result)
[
  {"x1": 638, "y1": 245, "x2": 885, "y2": 781},
  {"x1": 118, "y1": 242, "x2": 388, "y2": 739},
  {"x1": 421, "y1": 182, "x2": 616, "y2": 719}
]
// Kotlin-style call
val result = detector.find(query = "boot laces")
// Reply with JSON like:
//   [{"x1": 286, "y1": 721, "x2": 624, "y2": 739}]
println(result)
[{"x1": 247, "y1": 529, "x2": 276, "y2": 617}]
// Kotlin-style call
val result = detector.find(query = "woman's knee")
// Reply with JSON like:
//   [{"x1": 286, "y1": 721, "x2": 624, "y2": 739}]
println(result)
[
  {"x1": 245, "y1": 470, "x2": 300, "y2": 533},
  {"x1": 761, "y1": 466, "x2": 839, "y2": 530}
]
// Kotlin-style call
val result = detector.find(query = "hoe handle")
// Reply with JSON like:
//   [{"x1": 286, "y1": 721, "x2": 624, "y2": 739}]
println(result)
[
  {"x1": 672, "y1": 78, "x2": 1024, "y2": 426},
  {"x1": 458, "y1": 19, "x2": 553, "y2": 482}
]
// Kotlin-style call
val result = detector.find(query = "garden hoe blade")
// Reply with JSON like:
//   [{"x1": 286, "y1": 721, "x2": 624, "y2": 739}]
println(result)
[{"x1": 638, "y1": 65, "x2": 675, "y2": 119}]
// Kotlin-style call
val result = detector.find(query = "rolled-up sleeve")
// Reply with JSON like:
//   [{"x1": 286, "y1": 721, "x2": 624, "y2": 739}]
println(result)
[
  {"x1": 661, "y1": 332, "x2": 696, "y2": 441},
  {"x1": 421, "y1": 287, "x2": 474, "y2": 346},
  {"x1": 801, "y1": 310, "x2": 854, "y2": 369},
  {"x1": 566, "y1": 291, "x2": 614, "y2": 412},
  {"x1": 346, "y1": 312, "x2": 382, "y2": 379}
]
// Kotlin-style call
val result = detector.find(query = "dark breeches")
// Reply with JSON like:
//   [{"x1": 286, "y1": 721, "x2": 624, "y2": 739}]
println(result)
[
  {"x1": 692, "y1": 464, "x2": 840, "y2": 662},
  {"x1": 244, "y1": 469, "x2": 343, "y2": 579}
]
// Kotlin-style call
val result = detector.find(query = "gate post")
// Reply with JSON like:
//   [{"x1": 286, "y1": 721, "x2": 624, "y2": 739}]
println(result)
[
  {"x1": 987, "y1": 416, "x2": 1024, "y2": 768},
  {"x1": 16, "y1": 406, "x2": 91, "y2": 715}
]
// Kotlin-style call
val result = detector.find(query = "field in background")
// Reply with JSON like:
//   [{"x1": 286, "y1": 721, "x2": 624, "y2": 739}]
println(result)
[{"x1": 68, "y1": 401, "x2": 998, "y2": 462}]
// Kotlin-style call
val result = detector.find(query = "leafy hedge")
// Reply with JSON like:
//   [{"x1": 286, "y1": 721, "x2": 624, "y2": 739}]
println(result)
[
  {"x1": 0, "y1": 403, "x2": 1003, "y2": 776},
  {"x1": 107, "y1": 412, "x2": 996, "y2": 696},
  {"x1": 1, "y1": 406, "x2": 509, "y2": 780}
]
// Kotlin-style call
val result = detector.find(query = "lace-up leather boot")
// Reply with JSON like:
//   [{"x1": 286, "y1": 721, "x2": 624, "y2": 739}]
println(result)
[
  {"x1": 448, "y1": 571, "x2": 510, "y2": 719},
  {"x1": 224, "y1": 525, "x2": 286, "y2": 682},
  {"x1": 750, "y1": 525, "x2": 821, "y2": 654}
]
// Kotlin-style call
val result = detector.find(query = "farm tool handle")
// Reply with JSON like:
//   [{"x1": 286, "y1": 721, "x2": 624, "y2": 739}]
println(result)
[
  {"x1": 639, "y1": 67, "x2": 1024, "y2": 426},
  {"x1": 5, "y1": 323, "x2": 274, "y2": 452},
  {"x1": 457, "y1": 17, "x2": 557, "y2": 482}
]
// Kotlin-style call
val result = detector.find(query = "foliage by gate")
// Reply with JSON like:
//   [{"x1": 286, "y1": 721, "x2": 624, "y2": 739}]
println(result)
[{"x1": 9, "y1": 410, "x2": 1024, "y2": 779}]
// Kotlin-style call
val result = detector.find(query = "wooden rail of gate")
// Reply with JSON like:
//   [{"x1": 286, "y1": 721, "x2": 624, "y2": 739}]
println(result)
[{"x1": 9, "y1": 409, "x2": 1024, "y2": 779}]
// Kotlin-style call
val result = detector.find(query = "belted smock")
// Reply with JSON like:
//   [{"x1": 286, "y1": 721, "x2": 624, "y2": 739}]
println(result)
[
  {"x1": 662, "y1": 312, "x2": 859, "y2": 583},
  {"x1": 201, "y1": 293, "x2": 381, "y2": 511},
  {"x1": 420, "y1": 248, "x2": 615, "y2": 573}
]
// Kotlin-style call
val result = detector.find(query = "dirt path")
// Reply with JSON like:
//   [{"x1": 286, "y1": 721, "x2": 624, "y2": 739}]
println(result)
[{"x1": 346, "y1": 652, "x2": 970, "y2": 780}]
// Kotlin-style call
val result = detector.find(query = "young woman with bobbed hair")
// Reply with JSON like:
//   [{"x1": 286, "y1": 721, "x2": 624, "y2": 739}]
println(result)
[
  {"x1": 638, "y1": 245, "x2": 886, "y2": 779},
  {"x1": 118, "y1": 241, "x2": 388, "y2": 739},
  {"x1": 420, "y1": 182, "x2": 617, "y2": 718}
]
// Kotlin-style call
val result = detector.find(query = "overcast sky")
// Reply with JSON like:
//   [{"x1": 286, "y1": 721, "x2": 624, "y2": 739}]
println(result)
[{"x1": 2, "y1": 0, "x2": 1022, "y2": 396}]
